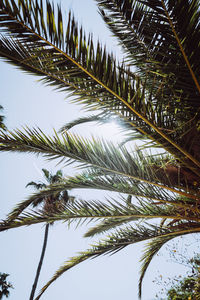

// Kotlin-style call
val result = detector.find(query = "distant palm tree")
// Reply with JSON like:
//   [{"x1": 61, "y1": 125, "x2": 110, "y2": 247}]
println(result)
[
  {"x1": 26, "y1": 169, "x2": 72, "y2": 300},
  {"x1": 0, "y1": 0, "x2": 200, "y2": 299},
  {"x1": 0, "y1": 273, "x2": 13, "y2": 299}
]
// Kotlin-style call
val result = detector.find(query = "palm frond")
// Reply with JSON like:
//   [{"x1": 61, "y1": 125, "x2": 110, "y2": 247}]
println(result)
[
  {"x1": 59, "y1": 113, "x2": 109, "y2": 133},
  {"x1": 7, "y1": 169, "x2": 199, "y2": 223},
  {"x1": 1, "y1": 0, "x2": 200, "y2": 175},
  {"x1": 84, "y1": 217, "x2": 134, "y2": 237},
  {"x1": 1, "y1": 128, "x2": 199, "y2": 202},
  {"x1": 26, "y1": 181, "x2": 46, "y2": 190},
  {"x1": 1, "y1": 1, "x2": 200, "y2": 297},
  {"x1": 95, "y1": 0, "x2": 200, "y2": 174},
  {"x1": 35, "y1": 223, "x2": 200, "y2": 299},
  {"x1": 2, "y1": 193, "x2": 200, "y2": 233},
  {"x1": 138, "y1": 220, "x2": 200, "y2": 298},
  {"x1": 139, "y1": 233, "x2": 182, "y2": 298},
  {"x1": 41, "y1": 169, "x2": 50, "y2": 182},
  {"x1": 96, "y1": 0, "x2": 200, "y2": 105}
]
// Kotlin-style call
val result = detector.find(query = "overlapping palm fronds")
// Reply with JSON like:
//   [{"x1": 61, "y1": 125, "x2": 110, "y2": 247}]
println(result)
[
  {"x1": 1, "y1": 0, "x2": 200, "y2": 299},
  {"x1": 35, "y1": 222, "x2": 200, "y2": 300},
  {"x1": 1, "y1": 0, "x2": 200, "y2": 173}
]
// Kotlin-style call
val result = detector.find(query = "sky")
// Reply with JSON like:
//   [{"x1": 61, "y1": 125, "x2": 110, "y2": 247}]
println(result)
[{"x1": 0, "y1": 1, "x2": 195, "y2": 299}]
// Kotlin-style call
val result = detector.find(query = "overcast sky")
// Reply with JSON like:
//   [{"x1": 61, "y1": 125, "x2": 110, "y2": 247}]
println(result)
[{"x1": 0, "y1": 1, "x2": 193, "y2": 299}]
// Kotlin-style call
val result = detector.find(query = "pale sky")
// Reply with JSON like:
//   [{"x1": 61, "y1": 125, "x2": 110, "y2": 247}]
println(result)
[{"x1": 0, "y1": 1, "x2": 193, "y2": 299}]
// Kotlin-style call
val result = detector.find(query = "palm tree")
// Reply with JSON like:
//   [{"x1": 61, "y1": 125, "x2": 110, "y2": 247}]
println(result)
[
  {"x1": 0, "y1": 273, "x2": 13, "y2": 299},
  {"x1": 0, "y1": 0, "x2": 200, "y2": 298},
  {"x1": 26, "y1": 169, "x2": 72, "y2": 300}
]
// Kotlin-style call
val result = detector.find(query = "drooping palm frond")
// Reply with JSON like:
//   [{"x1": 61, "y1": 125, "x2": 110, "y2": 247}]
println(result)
[
  {"x1": 34, "y1": 223, "x2": 200, "y2": 300},
  {"x1": 6, "y1": 165, "x2": 200, "y2": 224},
  {"x1": 0, "y1": 0, "x2": 149, "y2": 130},
  {"x1": 84, "y1": 216, "x2": 134, "y2": 238},
  {"x1": 138, "y1": 230, "x2": 188, "y2": 298},
  {"x1": 4, "y1": 197, "x2": 199, "y2": 231},
  {"x1": 4, "y1": 168, "x2": 193, "y2": 224},
  {"x1": 1, "y1": 0, "x2": 200, "y2": 177},
  {"x1": 59, "y1": 113, "x2": 110, "y2": 133},
  {"x1": 1, "y1": 128, "x2": 199, "y2": 200}
]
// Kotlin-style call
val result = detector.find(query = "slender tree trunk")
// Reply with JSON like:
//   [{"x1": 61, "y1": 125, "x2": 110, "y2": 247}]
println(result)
[{"x1": 29, "y1": 223, "x2": 49, "y2": 300}]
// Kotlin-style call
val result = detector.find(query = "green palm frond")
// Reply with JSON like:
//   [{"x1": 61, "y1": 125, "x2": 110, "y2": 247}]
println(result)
[
  {"x1": 1, "y1": 0, "x2": 200, "y2": 176},
  {"x1": 96, "y1": 0, "x2": 200, "y2": 101},
  {"x1": 59, "y1": 112, "x2": 128, "y2": 134},
  {"x1": 84, "y1": 217, "x2": 134, "y2": 238},
  {"x1": 2, "y1": 192, "x2": 200, "y2": 232},
  {"x1": 0, "y1": 0, "x2": 147, "y2": 127},
  {"x1": 96, "y1": 0, "x2": 153, "y2": 66},
  {"x1": 59, "y1": 112, "x2": 147, "y2": 148},
  {"x1": 7, "y1": 165, "x2": 200, "y2": 223},
  {"x1": 41, "y1": 169, "x2": 50, "y2": 182},
  {"x1": 1, "y1": 0, "x2": 200, "y2": 298},
  {"x1": 59, "y1": 113, "x2": 110, "y2": 133},
  {"x1": 138, "y1": 230, "x2": 188, "y2": 298},
  {"x1": 1, "y1": 128, "x2": 199, "y2": 200},
  {"x1": 95, "y1": 0, "x2": 200, "y2": 174},
  {"x1": 138, "y1": 219, "x2": 200, "y2": 297},
  {"x1": 34, "y1": 223, "x2": 200, "y2": 300},
  {"x1": 0, "y1": 198, "x2": 178, "y2": 231},
  {"x1": 26, "y1": 181, "x2": 46, "y2": 190}
]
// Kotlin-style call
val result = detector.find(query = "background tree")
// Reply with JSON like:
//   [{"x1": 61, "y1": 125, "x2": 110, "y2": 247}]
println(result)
[
  {"x1": 153, "y1": 237, "x2": 200, "y2": 299},
  {"x1": 26, "y1": 169, "x2": 73, "y2": 300},
  {"x1": 155, "y1": 255, "x2": 200, "y2": 300},
  {"x1": 0, "y1": 0, "x2": 200, "y2": 299},
  {"x1": 167, "y1": 274, "x2": 200, "y2": 300},
  {"x1": 0, "y1": 273, "x2": 13, "y2": 299}
]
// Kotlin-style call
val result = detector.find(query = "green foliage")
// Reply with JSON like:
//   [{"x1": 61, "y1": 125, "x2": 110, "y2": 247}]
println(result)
[
  {"x1": 0, "y1": 0, "x2": 200, "y2": 299},
  {"x1": 167, "y1": 277, "x2": 196, "y2": 300},
  {"x1": 166, "y1": 254, "x2": 200, "y2": 300},
  {"x1": 153, "y1": 238, "x2": 200, "y2": 300}
]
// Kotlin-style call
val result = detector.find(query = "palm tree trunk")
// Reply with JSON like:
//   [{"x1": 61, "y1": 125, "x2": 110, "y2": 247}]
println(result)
[{"x1": 29, "y1": 223, "x2": 49, "y2": 300}]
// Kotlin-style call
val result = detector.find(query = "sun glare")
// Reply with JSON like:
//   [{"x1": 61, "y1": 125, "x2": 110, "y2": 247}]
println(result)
[{"x1": 95, "y1": 121, "x2": 124, "y2": 142}]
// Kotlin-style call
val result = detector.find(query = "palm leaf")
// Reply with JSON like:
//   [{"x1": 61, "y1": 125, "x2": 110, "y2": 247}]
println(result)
[
  {"x1": 59, "y1": 113, "x2": 114, "y2": 133},
  {"x1": 3, "y1": 188, "x2": 200, "y2": 233},
  {"x1": 41, "y1": 168, "x2": 50, "y2": 182},
  {"x1": 1, "y1": 128, "x2": 199, "y2": 201},
  {"x1": 7, "y1": 168, "x2": 199, "y2": 223},
  {"x1": 0, "y1": 198, "x2": 189, "y2": 231},
  {"x1": 1, "y1": 0, "x2": 200, "y2": 175},
  {"x1": 96, "y1": 0, "x2": 200, "y2": 103},
  {"x1": 138, "y1": 228, "x2": 193, "y2": 298},
  {"x1": 35, "y1": 223, "x2": 200, "y2": 299},
  {"x1": 6, "y1": 164, "x2": 196, "y2": 222}
]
